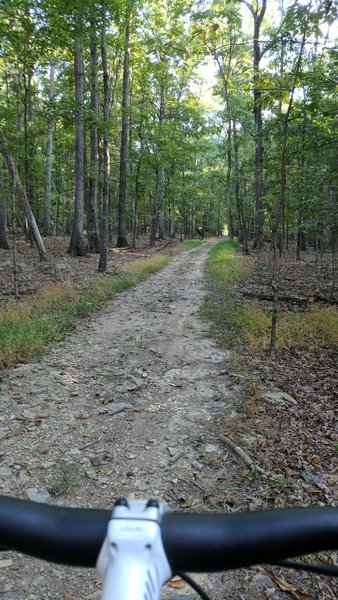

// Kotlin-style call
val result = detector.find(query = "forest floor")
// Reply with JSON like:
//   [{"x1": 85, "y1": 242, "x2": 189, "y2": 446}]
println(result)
[{"x1": 0, "y1": 238, "x2": 337, "y2": 600}]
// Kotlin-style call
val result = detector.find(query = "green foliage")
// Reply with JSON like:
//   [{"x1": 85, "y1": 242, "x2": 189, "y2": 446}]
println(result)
[
  {"x1": 0, "y1": 0, "x2": 336, "y2": 247},
  {"x1": 207, "y1": 239, "x2": 247, "y2": 284},
  {"x1": 204, "y1": 240, "x2": 338, "y2": 352},
  {"x1": 0, "y1": 254, "x2": 169, "y2": 368},
  {"x1": 181, "y1": 240, "x2": 204, "y2": 250}
]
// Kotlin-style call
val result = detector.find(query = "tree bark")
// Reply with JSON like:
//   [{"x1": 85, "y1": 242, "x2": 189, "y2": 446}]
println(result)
[
  {"x1": 0, "y1": 195, "x2": 9, "y2": 249},
  {"x1": 241, "y1": 0, "x2": 267, "y2": 249},
  {"x1": 116, "y1": 6, "x2": 131, "y2": 248},
  {"x1": 87, "y1": 22, "x2": 100, "y2": 253},
  {"x1": 226, "y1": 118, "x2": 233, "y2": 238},
  {"x1": 169, "y1": 197, "x2": 176, "y2": 239},
  {"x1": 150, "y1": 78, "x2": 165, "y2": 247},
  {"x1": 233, "y1": 122, "x2": 249, "y2": 254},
  {"x1": 0, "y1": 128, "x2": 47, "y2": 260},
  {"x1": 98, "y1": 2, "x2": 110, "y2": 272},
  {"x1": 68, "y1": 20, "x2": 87, "y2": 256},
  {"x1": 24, "y1": 66, "x2": 37, "y2": 229},
  {"x1": 43, "y1": 60, "x2": 55, "y2": 236}
]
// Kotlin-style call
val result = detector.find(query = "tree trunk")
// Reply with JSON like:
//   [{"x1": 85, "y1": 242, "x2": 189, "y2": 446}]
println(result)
[
  {"x1": 87, "y1": 22, "x2": 100, "y2": 253},
  {"x1": 43, "y1": 60, "x2": 55, "y2": 236},
  {"x1": 116, "y1": 7, "x2": 131, "y2": 248},
  {"x1": 233, "y1": 122, "x2": 249, "y2": 254},
  {"x1": 98, "y1": 3, "x2": 110, "y2": 272},
  {"x1": 150, "y1": 78, "x2": 165, "y2": 247},
  {"x1": 213, "y1": 48, "x2": 235, "y2": 240},
  {"x1": 169, "y1": 197, "x2": 176, "y2": 239},
  {"x1": 252, "y1": 3, "x2": 266, "y2": 249},
  {"x1": 68, "y1": 21, "x2": 87, "y2": 256},
  {"x1": 0, "y1": 195, "x2": 9, "y2": 249},
  {"x1": 0, "y1": 128, "x2": 47, "y2": 260},
  {"x1": 24, "y1": 67, "x2": 37, "y2": 230},
  {"x1": 132, "y1": 158, "x2": 141, "y2": 248},
  {"x1": 158, "y1": 205, "x2": 165, "y2": 240},
  {"x1": 241, "y1": 0, "x2": 266, "y2": 249},
  {"x1": 150, "y1": 163, "x2": 164, "y2": 246},
  {"x1": 226, "y1": 118, "x2": 233, "y2": 238}
]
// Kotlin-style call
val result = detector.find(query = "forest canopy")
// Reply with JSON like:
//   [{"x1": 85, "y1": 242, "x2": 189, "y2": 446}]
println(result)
[{"x1": 0, "y1": 0, "x2": 337, "y2": 264}]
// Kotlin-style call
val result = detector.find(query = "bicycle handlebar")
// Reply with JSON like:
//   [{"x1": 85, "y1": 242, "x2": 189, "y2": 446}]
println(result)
[{"x1": 0, "y1": 495, "x2": 337, "y2": 572}]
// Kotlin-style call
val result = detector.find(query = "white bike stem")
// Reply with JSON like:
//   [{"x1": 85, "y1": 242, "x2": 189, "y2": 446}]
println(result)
[{"x1": 97, "y1": 499, "x2": 172, "y2": 600}]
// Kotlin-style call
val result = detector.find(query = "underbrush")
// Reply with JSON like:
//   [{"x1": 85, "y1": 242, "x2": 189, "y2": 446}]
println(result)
[
  {"x1": 0, "y1": 254, "x2": 169, "y2": 368},
  {"x1": 204, "y1": 240, "x2": 338, "y2": 353}
]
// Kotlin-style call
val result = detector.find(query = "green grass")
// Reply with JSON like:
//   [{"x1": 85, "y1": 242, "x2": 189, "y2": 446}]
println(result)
[
  {"x1": 203, "y1": 239, "x2": 249, "y2": 346},
  {"x1": 180, "y1": 239, "x2": 204, "y2": 250},
  {"x1": 0, "y1": 254, "x2": 169, "y2": 368},
  {"x1": 204, "y1": 239, "x2": 338, "y2": 353}
]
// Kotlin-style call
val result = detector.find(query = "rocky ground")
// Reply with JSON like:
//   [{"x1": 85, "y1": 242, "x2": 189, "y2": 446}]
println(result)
[{"x1": 0, "y1": 242, "x2": 337, "y2": 599}]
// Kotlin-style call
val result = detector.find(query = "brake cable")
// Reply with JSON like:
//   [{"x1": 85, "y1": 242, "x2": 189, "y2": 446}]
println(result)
[
  {"x1": 176, "y1": 560, "x2": 338, "y2": 600},
  {"x1": 175, "y1": 572, "x2": 212, "y2": 600},
  {"x1": 268, "y1": 560, "x2": 338, "y2": 577}
]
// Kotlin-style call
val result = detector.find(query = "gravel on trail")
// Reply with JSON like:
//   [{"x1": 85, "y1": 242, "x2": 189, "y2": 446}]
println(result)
[{"x1": 0, "y1": 243, "x2": 324, "y2": 600}]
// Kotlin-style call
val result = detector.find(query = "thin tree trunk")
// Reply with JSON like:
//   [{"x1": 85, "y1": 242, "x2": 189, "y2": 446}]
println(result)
[
  {"x1": 12, "y1": 179, "x2": 19, "y2": 297},
  {"x1": 0, "y1": 195, "x2": 9, "y2": 249},
  {"x1": 329, "y1": 186, "x2": 337, "y2": 298},
  {"x1": 150, "y1": 163, "x2": 164, "y2": 246},
  {"x1": 87, "y1": 22, "x2": 100, "y2": 253},
  {"x1": 213, "y1": 48, "x2": 235, "y2": 240},
  {"x1": 132, "y1": 158, "x2": 141, "y2": 249},
  {"x1": 24, "y1": 66, "x2": 37, "y2": 231},
  {"x1": 233, "y1": 122, "x2": 249, "y2": 254},
  {"x1": 169, "y1": 197, "x2": 176, "y2": 239},
  {"x1": 158, "y1": 205, "x2": 165, "y2": 240},
  {"x1": 98, "y1": 2, "x2": 110, "y2": 272},
  {"x1": 44, "y1": 60, "x2": 55, "y2": 236},
  {"x1": 116, "y1": 6, "x2": 131, "y2": 248},
  {"x1": 68, "y1": 21, "x2": 87, "y2": 256},
  {"x1": 0, "y1": 128, "x2": 47, "y2": 260},
  {"x1": 150, "y1": 79, "x2": 165, "y2": 247},
  {"x1": 252, "y1": 4, "x2": 266, "y2": 249},
  {"x1": 226, "y1": 118, "x2": 233, "y2": 238}
]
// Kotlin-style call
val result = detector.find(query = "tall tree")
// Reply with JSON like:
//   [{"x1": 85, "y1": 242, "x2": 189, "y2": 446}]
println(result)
[
  {"x1": 98, "y1": 2, "x2": 110, "y2": 272},
  {"x1": 87, "y1": 17, "x2": 100, "y2": 253},
  {"x1": 43, "y1": 59, "x2": 55, "y2": 236},
  {"x1": 68, "y1": 10, "x2": 87, "y2": 256},
  {"x1": 116, "y1": 1, "x2": 132, "y2": 248},
  {"x1": 240, "y1": 0, "x2": 267, "y2": 249}
]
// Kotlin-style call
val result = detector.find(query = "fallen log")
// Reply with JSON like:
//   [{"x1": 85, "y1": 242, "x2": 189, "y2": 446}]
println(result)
[{"x1": 243, "y1": 291, "x2": 308, "y2": 305}]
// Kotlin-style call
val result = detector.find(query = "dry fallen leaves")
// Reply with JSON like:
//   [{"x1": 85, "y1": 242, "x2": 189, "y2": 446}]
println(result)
[
  {"x1": 264, "y1": 568, "x2": 308, "y2": 600},
  {"x1": 168, "y1": 576, "x2": 186, "y2": 590}
]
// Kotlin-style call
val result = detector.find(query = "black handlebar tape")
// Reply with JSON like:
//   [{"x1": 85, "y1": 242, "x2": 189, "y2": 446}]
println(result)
[
  {"x1": 161, "y1": 507, "x2": 338, "y2": 572},
  {"x1": 0, "y1": 496, "x2": 337, "y2": 571},
  {"x1": 0, "y1": 496, "x2": 110, "y2": 567}
]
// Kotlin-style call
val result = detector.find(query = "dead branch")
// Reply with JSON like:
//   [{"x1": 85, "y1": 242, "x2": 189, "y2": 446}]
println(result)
[
  {"x1": 243, "y1": 291, "x2": 308, "y2": 305},
  {"x1": 221, "y1": 436, "x2": 266, "y2": 474},
  {"x1": 156, "y1": 239, "x2": 172, "y2": 251}
]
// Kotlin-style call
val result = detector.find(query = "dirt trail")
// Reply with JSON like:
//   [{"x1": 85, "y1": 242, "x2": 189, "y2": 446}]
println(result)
[
  {"x1": 0, "y1": 243, "x2": 241, "y2": 599},
  {"x1": 2, "y1": 243, "x2": 327, "y2": 600}
]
